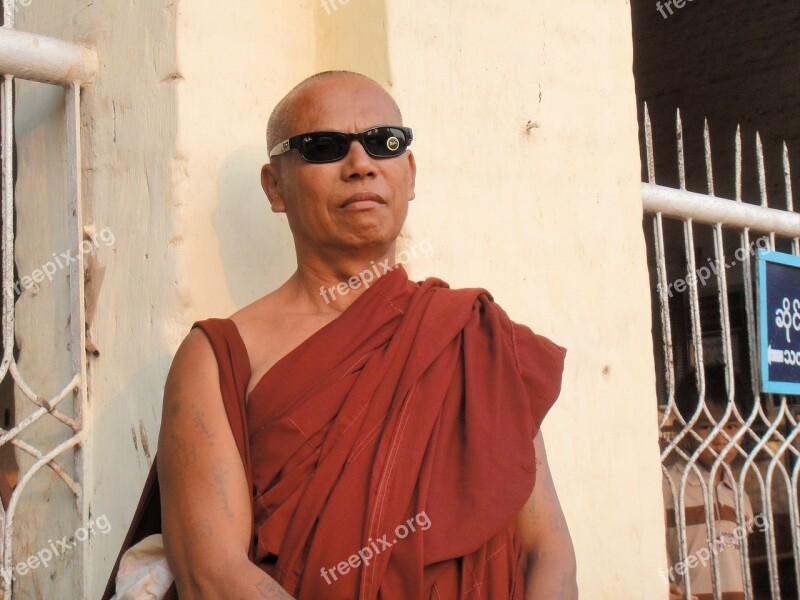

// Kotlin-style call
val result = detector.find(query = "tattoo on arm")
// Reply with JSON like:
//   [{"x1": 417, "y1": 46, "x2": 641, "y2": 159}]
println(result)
[
  {"x1": 192, "y1": 407, "x2": 216, "y2": 442},
  {"x1": 555, "y1": 572, "x2": 571, "y2": 599},
  {"x1": 173, "y1": 437, "x2": 197, "y2": 466},
  {"x1": 549, "y1": 513, "x2": 567, "y2": 533},
  {"x1": 213, "y1": 466, "x2": 235, "y2": 520},
  {"x1": 255, "y1": 576, "x2": 293, "y2": 599},
  {"x1": 190, "y1": 517, "x2": 213, "y2": 543}
]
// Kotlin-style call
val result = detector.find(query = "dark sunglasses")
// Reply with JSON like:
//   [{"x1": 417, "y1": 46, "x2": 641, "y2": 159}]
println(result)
[{"x1": 268, "y1": 126, "x2": 413, "y2": 164}]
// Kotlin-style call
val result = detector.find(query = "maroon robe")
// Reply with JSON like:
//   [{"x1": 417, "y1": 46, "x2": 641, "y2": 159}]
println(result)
[{"x1": 208, "y1": 265, "x2": 565, "y2": 599}]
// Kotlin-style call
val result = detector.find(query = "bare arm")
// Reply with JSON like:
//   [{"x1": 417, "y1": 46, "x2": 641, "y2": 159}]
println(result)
[
  {"x1": 157, "y1": 329, "x2": 294, "y2": 600},
  {"x1": 516, "y1": 431, "x2": 578, "y2": 600}
]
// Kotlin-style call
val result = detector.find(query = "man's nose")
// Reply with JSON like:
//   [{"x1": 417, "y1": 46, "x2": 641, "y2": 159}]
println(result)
[
  {"x1": 342, "y1": 140, "x2": 377, "y2": 178},
  {"x1": 712, "y1": 428, "x2": 732, "y2": 444}
]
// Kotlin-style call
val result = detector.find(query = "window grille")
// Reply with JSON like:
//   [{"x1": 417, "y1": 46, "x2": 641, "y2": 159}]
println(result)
[
  {"x1": 644, "y1": 103, "x2": 800, "y2": 599},
  {"x1": 0, "y1": 3, "x2": 95, "y2": 597}
]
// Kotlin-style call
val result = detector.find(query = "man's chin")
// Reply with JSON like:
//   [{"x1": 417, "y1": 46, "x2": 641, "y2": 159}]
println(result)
[
  {"x1": 335, "y1": 226, "x2": 403, "y2": 250},
  {"x1": 696, "y1": 454, "x2": 736, "y2": 470}
]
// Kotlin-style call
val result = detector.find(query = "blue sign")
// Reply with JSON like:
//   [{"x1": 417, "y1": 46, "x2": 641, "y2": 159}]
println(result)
[{"x1": 758, "y1": 249, "x2": 800, "y2": 395}]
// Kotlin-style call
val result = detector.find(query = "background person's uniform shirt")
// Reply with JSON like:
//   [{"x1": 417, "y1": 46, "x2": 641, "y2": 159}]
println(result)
[{"x1": 663, "y1": 460, "x2": 754, "y2": 600}]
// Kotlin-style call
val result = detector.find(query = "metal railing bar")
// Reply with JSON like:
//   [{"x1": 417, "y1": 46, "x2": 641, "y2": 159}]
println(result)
[
  {"x1": 0, "y1": 28, "x2": 96, "y2": 87},
  {"x1": 642, "y1": 183, "x2": 800, "y2": 238}
]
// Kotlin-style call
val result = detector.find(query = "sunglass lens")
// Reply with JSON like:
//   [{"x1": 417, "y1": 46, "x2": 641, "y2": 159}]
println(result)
[
  {"x1": 300, "y1": 133, "x2": 349, "y2": 163},
  {"x1": 363, "y1": 127, "x2": 408, "y2": 158}
]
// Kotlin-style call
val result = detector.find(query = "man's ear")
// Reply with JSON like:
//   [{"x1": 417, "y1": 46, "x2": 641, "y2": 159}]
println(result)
[
  {"x1": 261, "y1": 163, "x2": 287, "y2": 213},
  {"x1": 406, "y1": 151, "x2": 417, "y2": 201}
]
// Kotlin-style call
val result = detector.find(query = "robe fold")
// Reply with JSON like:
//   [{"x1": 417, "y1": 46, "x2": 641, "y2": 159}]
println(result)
[{"x1": 236, "y1": 265, "x2": 565, "y2": 599}]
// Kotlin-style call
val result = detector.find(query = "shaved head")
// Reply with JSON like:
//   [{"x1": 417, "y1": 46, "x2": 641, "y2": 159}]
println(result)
[{"x1": 266, "y1": 71, "x2": 403, "y2": 156}]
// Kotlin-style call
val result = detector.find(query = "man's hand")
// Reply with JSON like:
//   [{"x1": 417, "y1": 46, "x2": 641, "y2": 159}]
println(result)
[
  {"x1": 669, "y1": 582, "x2": 697, "y2": 600},
  {"x1": 157, "y1": 328, "x2": 295, "y2": 600},
  {"x1": 516, "y1": 431, "x2": 578, "y2": 600}
]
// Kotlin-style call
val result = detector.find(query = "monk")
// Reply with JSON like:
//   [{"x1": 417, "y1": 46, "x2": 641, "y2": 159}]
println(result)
[{"x1": 157, "y1": 70, "x2": 578, "y2": 599}]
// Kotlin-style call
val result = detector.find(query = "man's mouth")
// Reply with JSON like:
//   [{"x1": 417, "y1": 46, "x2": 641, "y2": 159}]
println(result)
[{"x1": 340, "y1": 193, "x2": 386, "y2": 210}]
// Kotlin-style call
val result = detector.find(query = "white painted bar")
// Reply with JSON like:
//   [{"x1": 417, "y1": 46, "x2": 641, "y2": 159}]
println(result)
[
  {"x1": 0, "y1": 28, "x2": 96, "y2": 86},
  {"x1": 642, "y1": 182, "x2": 800, "y2": 238}
]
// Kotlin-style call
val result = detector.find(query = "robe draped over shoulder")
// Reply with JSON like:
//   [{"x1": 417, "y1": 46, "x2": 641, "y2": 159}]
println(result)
[{"x1": 237, "y1": 266, "x2": 565, "y2": 599}]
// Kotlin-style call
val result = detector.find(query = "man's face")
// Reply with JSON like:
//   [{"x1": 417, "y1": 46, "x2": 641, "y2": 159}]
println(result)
[
  {"x1": 692, "y1": 404, "x2": 741, "y2": 468},
  {"x1": 263, "y1": 77, "x2": 416, "y2": 257}
]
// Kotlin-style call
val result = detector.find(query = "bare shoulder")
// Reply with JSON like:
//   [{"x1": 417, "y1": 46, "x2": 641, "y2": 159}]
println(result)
[
  {"x1": 228, "y1": 287, "x2": 290, "y2": 393},
  {"x1": 229, "y1": 286, "x2": 285, "y2": 340},
  {"x1": 163, "y1": 327, "x2": 218, "y2": 411},
  {"x1": 228, "y1": 283, "x2": 341, "y2": 396}
]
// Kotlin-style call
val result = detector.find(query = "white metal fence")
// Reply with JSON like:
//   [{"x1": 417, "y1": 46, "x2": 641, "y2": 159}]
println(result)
[
  {"x1": 0, "y1": 2, "x2": 95, "y2": 597},
  {"x1": 644, "y1": 103, "x2": 800, "y2": 599}
]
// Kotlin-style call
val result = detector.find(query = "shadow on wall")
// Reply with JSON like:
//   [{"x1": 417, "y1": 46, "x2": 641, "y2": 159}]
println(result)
[
  {"x1": 213, "y1": 145, "x2": 296, "y2": 308},
  {"x1": 212, "y1": 0, "x2": 392, "y2": 308}
]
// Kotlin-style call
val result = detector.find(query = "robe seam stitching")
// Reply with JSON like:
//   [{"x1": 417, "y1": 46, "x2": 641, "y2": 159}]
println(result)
[
  {"x1": 510, "y1": 321, "x2": 522, "y2": 375},
  {"x1": 464, "y1": 542, "x2": 507, "y2": 594},
  {"x1": 343, "y1": 353, "x2": 371, "y2": 378},
  {"x1": 363, "y1": 381, "x2": 419, "y2": 595},
  {"x1": 375, "y1": 285, "x2": 405, "y2": 316},
  {"x1": 336, "y1": 398, "x2": 370, "y2": 444},
  {"x1": 464, "y1": 562, "x2": 482, "y2": 594},
  {"x1": 483, "y1": 541, "x2": 507, "y2": 564},
  {"x1": 286, "y1": 417, "x2": 321, "y2": 456},
  {"x1": 346, "y1": 418, "x2": 384, "y2": 467}
]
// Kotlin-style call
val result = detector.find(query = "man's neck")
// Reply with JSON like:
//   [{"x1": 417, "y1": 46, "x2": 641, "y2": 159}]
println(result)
[
  {"x1": 290, "y1": 249, "x2": 399, "y2": 314},
  {"x1": 695, "y1": 459, "x2": 731, "y2": 484}
]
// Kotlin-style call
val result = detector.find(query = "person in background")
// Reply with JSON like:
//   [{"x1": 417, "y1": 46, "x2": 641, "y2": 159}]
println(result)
[{"x1": 663, "y1": 365, "x2": 755, "y2": 600}]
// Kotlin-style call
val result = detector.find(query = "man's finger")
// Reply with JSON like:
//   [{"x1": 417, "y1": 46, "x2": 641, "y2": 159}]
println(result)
[{"x1": 668, "y1": 582, "x2": 684, "y2": 600}]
